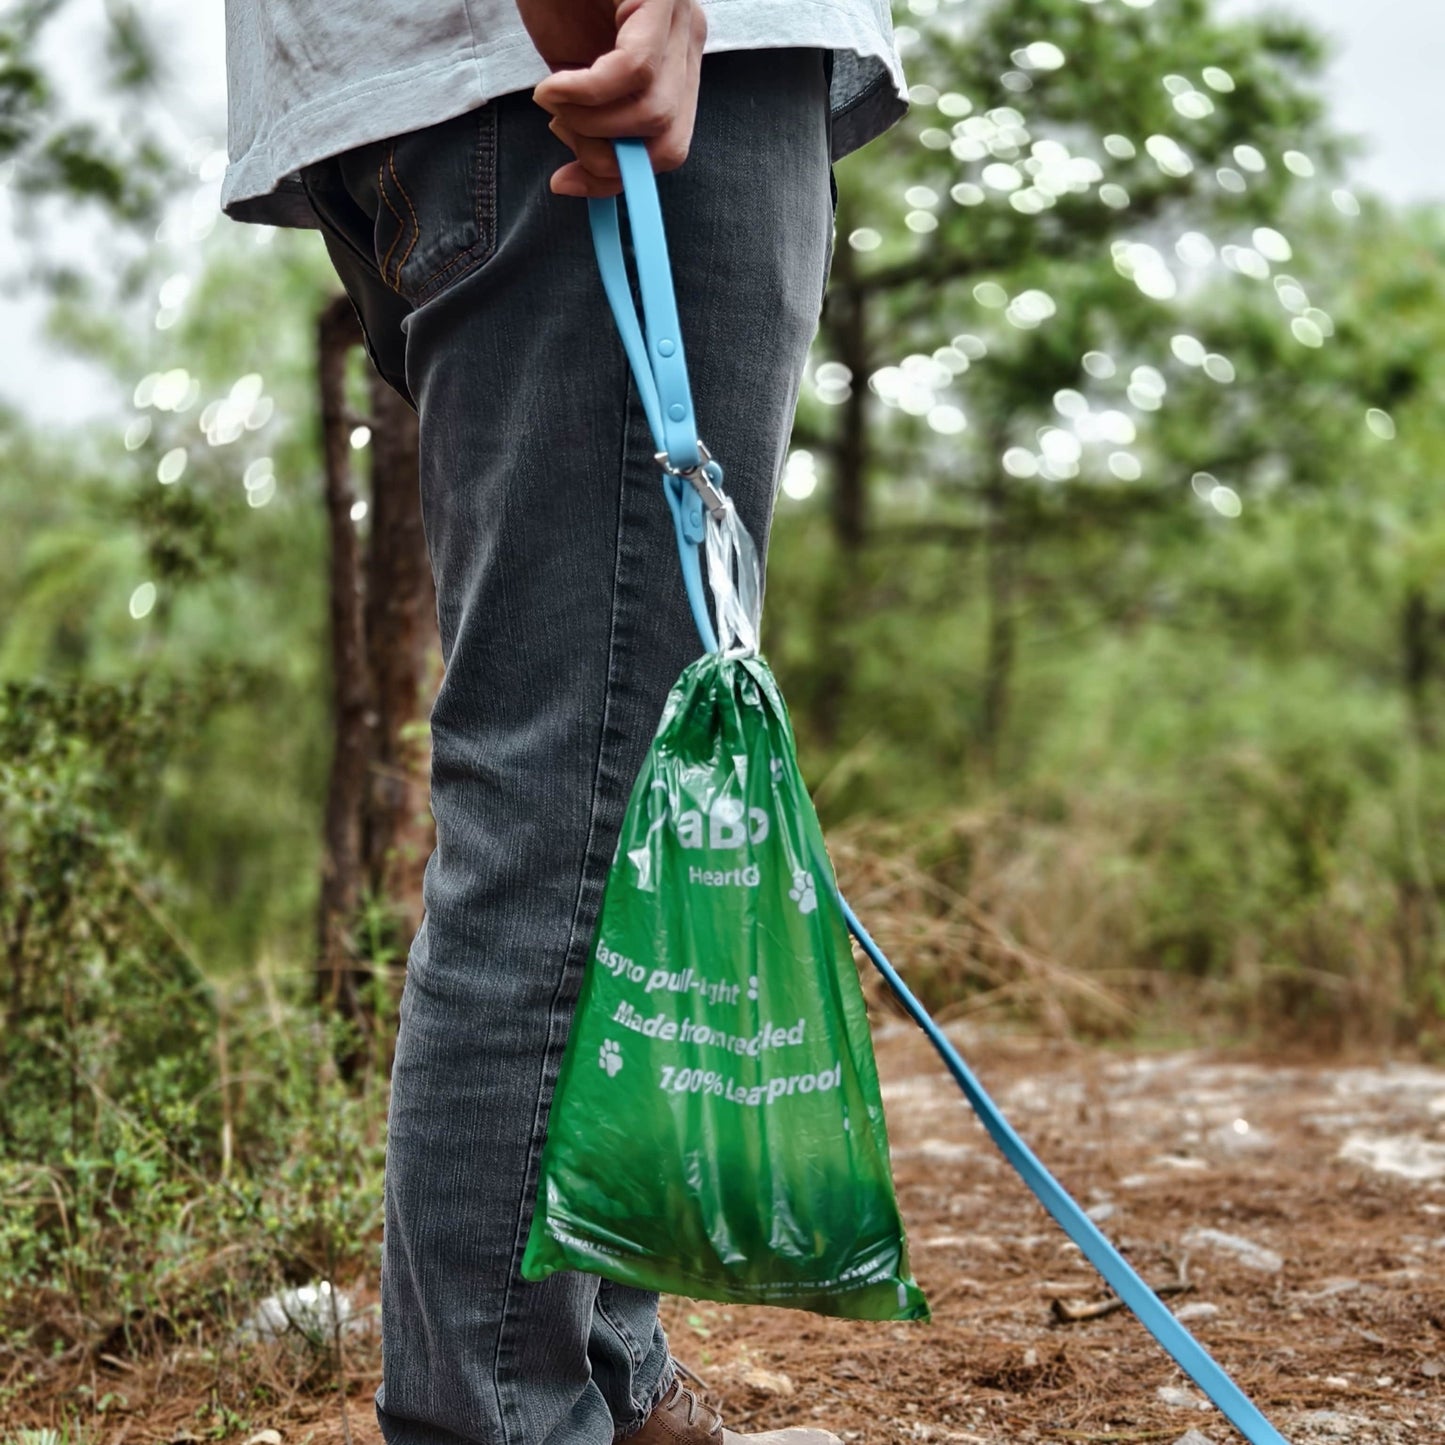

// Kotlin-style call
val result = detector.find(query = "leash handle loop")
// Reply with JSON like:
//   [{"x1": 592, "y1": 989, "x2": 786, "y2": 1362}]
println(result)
[{"x1": 588, "y1": 139, "x2": 701, "y2": 472}]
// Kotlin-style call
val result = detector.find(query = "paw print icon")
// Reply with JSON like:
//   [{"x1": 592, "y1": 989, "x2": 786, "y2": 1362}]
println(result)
[
  {"x1": 747, "y1": 975, "x2": 760, "y2": 1001},
  {"x1": 598, "y1": 1039, "x2": 623, "y2": 1077},
  {"x1": 789, "y1": 869, "x2": 818, "y2": 916}
]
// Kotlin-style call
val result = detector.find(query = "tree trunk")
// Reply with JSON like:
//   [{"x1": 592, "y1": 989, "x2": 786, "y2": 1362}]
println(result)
[
  {"x1": 1401, "y1": 584, "x2": 1437, "y2": 750},
  {"x1": 362, "y1": 373, "x2": 435, "y2": 949},
  {"x1": 315, "y1": 300, "x2": 440, "y2": 1063},
  {"x1": 807, "y1": 238, "x2": 871, "y2": 751},
  {"x1": 315, "y1": 296, "x2": 373, "y2": 1030},
  {"x1": 827, "y1": 238, "x2": 870, "y2": 553}
]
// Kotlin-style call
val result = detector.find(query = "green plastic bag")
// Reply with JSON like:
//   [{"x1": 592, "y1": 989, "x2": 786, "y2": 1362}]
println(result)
[{"x1": 522, "y1": 645, "x2": 928, "y2": 1321}]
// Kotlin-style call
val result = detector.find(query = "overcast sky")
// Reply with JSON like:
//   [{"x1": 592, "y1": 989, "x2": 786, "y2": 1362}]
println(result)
[
  {"x1": 1219, "y1": 0, "x2": 1442, "y2": 201},
  {"x1": 1, "y1": 0, "x2": 1440, "y2": 424}
]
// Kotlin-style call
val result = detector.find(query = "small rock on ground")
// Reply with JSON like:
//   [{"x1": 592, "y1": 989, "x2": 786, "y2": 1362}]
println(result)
[
  {"x1": 1180, "y1": 1226, "x2": 1283, "y2": 1273},
  {"x1": 1173, "y1": 1301, "x2": 1220, "y2": 1322}
]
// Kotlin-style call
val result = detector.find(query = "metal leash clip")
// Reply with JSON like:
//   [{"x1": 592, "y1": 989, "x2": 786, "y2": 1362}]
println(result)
[{"x1": 655, "y1": 440, "x2": 728, "y2": 520}]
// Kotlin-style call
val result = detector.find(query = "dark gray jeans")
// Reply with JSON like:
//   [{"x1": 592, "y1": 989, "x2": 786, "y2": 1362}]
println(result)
[{"x1": 300, "y1": 48, "x2": 835, "y2": 1445}]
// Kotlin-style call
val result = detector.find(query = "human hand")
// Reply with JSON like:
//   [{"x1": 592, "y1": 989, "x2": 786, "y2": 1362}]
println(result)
[{"x1": 515, "y1": 0, "x2": 707, "y2": 197}]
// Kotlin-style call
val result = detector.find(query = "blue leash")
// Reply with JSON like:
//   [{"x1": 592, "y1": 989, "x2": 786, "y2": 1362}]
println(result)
[{"x1": 589, "y1": 138, "x2": 1289, "y2": 1445}]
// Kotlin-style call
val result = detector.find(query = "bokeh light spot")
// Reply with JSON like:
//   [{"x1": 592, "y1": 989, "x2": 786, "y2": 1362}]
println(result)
[
  {"x1": 128, "y1": 582, "x2": 157, "y2": 620},
  {"x1": 1365, "y1": 409, "x2": 1396, "y2": 441},
  {"x1": 1252, "y1": 227, "x2": 1292, "y2": 262},
  {"x1": 1210, "y1": 484, "x2": 1242, "y2": 518},
  {"x1": 927, "y1": 404, "x2": 967, "y2": 435},
  {"x1": 1098, "y1": 410, "x2": 1137, "y2": 446},
  {"x1": 1171, "y1": 334, "x2": 1207, "y2": 367},
  {"x1": 982, "y1": 162, "x2": 1024, "y2": 192},
  {"x1": 1003, "y1": 448, "x2": 1039, "y2": 479},
  {"x1": 782, "y1": 450, "x2": 818, "y2": 499},
  {"x1": 157, "y1": 448, "x2": 187, "y2": 485}
]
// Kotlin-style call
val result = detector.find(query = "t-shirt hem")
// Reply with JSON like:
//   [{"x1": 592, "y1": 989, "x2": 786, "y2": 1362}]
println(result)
[
  {"x1": 222, "y1": 26, "x2": 907, "y2": 230},
  {"x1": 221, "y1": 41, "x2": 538, "y2": 228}
]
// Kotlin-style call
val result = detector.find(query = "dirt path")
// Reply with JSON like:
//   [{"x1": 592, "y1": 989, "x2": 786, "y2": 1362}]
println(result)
[
  {"x1": 21, "y1": 1029, "x2": 1445, "y2": 1445},
  {"x1": 685, "y1": 1025, "x2": 1445, "y2": 1444}
]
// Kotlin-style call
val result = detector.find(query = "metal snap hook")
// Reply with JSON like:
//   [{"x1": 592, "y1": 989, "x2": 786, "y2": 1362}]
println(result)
[{"x1": 654, "y1": 440, "x2": 727, "y2": 520}]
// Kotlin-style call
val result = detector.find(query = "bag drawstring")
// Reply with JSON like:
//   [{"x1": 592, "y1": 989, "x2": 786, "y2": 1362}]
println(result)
[{"x1": 702, "y1": 488, "x2": 761, "y2": 658}]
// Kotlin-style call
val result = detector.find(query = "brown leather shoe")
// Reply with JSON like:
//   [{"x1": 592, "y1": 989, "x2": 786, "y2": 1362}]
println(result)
[{"x1": 627, "y1": 1365, "x2": 841, "y2": 1444}]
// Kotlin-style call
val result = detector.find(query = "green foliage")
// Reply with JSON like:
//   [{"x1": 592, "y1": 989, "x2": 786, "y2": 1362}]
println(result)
[
  {"x1": 0, "y1": 0, "x2": 174, "y2": 224},
  {"x1": 4, "y1": 224, "x2": 342, "y2": 968},
  {"x1": 742, "y1": 0, "x2": 1445, "y2": 1042},
  {"x1": 768, "y1": 200, "x2": 1445, "y2": 1044},
  {"x1": 5, "y1": 0, "x2": 1443, "y2": 1043},
  {"x1": 0, "y1": 679, "x2": 388, "y2": 1349},
  {"x1": 810, "y1": 0, "x2": 1347, "y2": 485},
  {"x1": 0, "y1": 968, "x2": 387, "y2": 1369},
  {"x1": 0, "y1": 679, "x2": 216, "y2": 1169}
]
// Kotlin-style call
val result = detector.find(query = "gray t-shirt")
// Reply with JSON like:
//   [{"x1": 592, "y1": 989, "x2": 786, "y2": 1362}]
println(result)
[{"x1": 222, "y1": 0, "x2": 909, "y2": 228}]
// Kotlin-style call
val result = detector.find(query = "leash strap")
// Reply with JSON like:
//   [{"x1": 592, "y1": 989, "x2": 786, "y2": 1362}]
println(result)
[
  {"x1": 588, "y1": 137, "x2": 1289, "y2": 1445},
  {"x1": 590, "y1": 143, "x2": 721, "y2": 652}
]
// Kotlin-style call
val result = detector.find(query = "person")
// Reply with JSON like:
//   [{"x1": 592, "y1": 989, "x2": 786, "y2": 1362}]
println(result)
[{"x1": 221, "y1": 2, "x2": 907, "y2": 1441}]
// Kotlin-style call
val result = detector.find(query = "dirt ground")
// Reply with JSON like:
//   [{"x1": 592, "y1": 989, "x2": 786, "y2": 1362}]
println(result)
[
  {"x1": 688, "y1": 1024, "x2": 1445, "y2": 1445},
  {"x1": 12, "y1": 1025, "x2": 1445, "y2": 1445}
]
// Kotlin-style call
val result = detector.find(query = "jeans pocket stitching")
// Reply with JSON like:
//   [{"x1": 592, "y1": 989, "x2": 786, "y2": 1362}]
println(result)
[
  {"x1": 377, "y1": 144, "x2": 408, "y2": 291},
  {"x1": 412, "y1": 235, "x2": 487, "y2": 299},
  {"x1": 480, "y1": 96, "x2": 497, "y2": 257},
  {"x1": 410, "y1": 104, "x2": 497, "y2": 303},
  {"x1": 388, "y1": 142, "x2": 423, "y2": 281}
]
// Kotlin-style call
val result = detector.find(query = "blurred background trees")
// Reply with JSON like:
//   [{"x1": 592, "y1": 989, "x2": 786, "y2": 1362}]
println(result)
[
  {"x1": 5, "y1": 0, "x2": 1444, "y2": 1047},
  {"x1": 760, "y1": 0, "x2": 1445, "y2": 1040},
  {"x1": 3, "y1": 0, "x2": 1445, "y2": 1369}
]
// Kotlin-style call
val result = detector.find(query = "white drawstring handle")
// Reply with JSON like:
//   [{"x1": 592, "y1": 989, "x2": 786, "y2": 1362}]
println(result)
[{"x1": 702, "y1": 495, "x2": 761, "y2": 658}]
